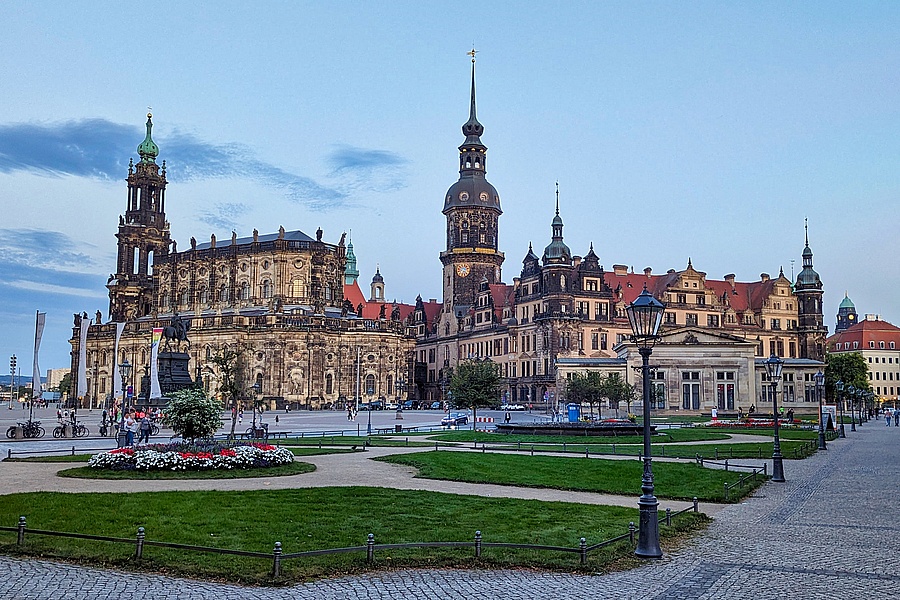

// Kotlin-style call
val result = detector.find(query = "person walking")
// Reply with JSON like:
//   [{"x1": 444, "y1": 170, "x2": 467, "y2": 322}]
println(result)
[
  {"x1": 504, "y1": 411, "x2": 511, "y2": 424},
  {"x1": 894, "y1": 407, "x2": 899, "y2": 427},
  {"x1": 123, "y1": 410, "x2": 137, "y2": 446},
  {"x1": 885, "y1": 407, "x2": 892, "y2": 427},
  {"x1": 137, "y1": 415, "x2": 151, "y2": 444}
]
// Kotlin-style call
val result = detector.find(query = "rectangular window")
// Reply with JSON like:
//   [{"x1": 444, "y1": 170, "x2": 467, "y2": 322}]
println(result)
[
  {"x1": 591, "y1": 333, "x2": 598, "y2": 351},
  {"x1": 681, "y1": 371, "x2": 700, "y2": 410},
  {"x1": 707, "y1": 314, "x2": 719, "y2": 327},
  {"x1": 600, "y1": 333, "x2": 607, "y2": 350},
  {"x1": 650, "y1": 370, "x2": 666, "y2": 409},
  {"x1": 677, "y1": 294, "x2": 687, "y2": 304},
  {"x1": 616, "y1": 333, "x2": 625, "y2": 345},
  {"x1": 665, "y1": 312, "x2": 677, "y2": 325},
  {"x1": 686, "y1": 313, "x2": 698, "y2": 326},
  {"x1": 771, "y1": 319, "x2": 781, "y2": 330},
  {"x1": 696, "y1": 295, "x2": 705, "y2": 306}
]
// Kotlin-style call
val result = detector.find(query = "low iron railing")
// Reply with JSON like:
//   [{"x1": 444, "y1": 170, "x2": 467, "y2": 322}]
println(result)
[{"x1": 0, "y1": 502, "x2": 700, "y2": 577}]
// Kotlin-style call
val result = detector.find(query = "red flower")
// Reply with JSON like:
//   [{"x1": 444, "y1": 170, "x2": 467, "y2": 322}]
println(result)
[
  {"x1": 110, "y1": 448, "x2": 134, "y2": 455},
  {"x1": 219, "y1": 449, "x2": 237, "y2": 457}
]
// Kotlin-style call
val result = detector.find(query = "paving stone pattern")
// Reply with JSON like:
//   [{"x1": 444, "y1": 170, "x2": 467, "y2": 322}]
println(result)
[{"x1": 3, "y1": 423, "x2": 900, "y2": 599}]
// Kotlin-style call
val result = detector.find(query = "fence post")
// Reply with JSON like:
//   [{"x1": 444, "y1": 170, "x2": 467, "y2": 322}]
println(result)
[
  {"x1": 763, "y1": 463, "x2": 767, "y2": 476},
  {"x1": 366, "y1": 533, "x2": 375, "y2": 563},
  {"x1": 6, "y1": 449, "x2": 10, "y2": 460},
  {"x1": 724, "y1": 459, "x2": 729, "y2": 472},
  {"x1": 660, "y1": 445, "x2": 665, "y2": 457},
  {"x1": 406, "y1": 437, "x2": 409, "y2": 447},
  {"x1": 714, "y1": 448, "x2": 718, "y2": 460},
  {"x1": 693, "y1": 497, "x2": 699, "y2": 512},
  {"x1": 666, "y1": 508, "x2": 672, "y2": 526},
  {"x1": 17, "y1": 516, "x2": 26, "y2": 545},
  {"x1": 473, "y1": 439, "x2": 477, "y2": 449},
  {"x1": 518, "y1": 441, "x2": 521, "y2": 451},
  {"x1": 72, "y1": 446, "x2": 76, "y2": 456},
  {"x1": 135, "y1": 526, "x2": 145, "y2": 559},
  {"x1": 628, "y1": 522, "x2": 636, "y2": 545},
  {"x1": 272, "y1": 542, "x2": 282, "y2": 577},
  {"x1": 724, "y1": 482, "x2": 729, "y2": 502},
  {"x1": 474, "y1": 530, "x2": 482, "y2": 558},
  {"x1": 435, "y1": 441, "x2": 439, "y2": 451},
  {"x1": 612, "y1": 444, "x2": 616, "y2": 455},
  {"x1": 531, "y1": 445, "x2": 534, "y2": 456},
  {"x1": 563, "y1": 442, "x2": 566, "y2": 453},
  {"x1": 579, "y1": 537, "x2": 587, "y2": 565}
]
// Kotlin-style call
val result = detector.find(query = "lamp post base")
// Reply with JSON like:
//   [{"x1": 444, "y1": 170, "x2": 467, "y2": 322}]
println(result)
[
  {"x1": 817, "y1": 429, "x2": 827, "y2": 450},
  {"x1": 839, "y1": 424, "x2": 846, "y2": 438},
  {"x1": 771, "y1": 454, "x2": 786, "y2": 482},
  {"x1": 635, "y1": 493, "x2": 662, "y2": 558}
]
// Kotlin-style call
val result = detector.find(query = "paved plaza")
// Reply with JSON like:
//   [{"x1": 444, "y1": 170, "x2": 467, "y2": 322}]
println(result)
[{"x1": 2, "y1": 417, "x2": 899, "y2": 598}]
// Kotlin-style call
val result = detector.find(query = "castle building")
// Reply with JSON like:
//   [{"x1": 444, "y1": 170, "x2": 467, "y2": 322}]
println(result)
[
  {"x1": 827, "y1": 314, "x2": 900, "y2": 405},
  {"x1": 70, "y1": 116, "x2": 416, "y2": 410},
  {"x1": 411, "y1": 58, "x2": 827, "y2": 414}
]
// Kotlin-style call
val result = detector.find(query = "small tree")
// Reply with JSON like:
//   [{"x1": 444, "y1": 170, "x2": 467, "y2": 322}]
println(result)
[
  {"x1": 208, "y1": 344, "x2": 248, "y2": 439},
  {"x1": 449, "y1": 359, "x2": 501, "y2": 424},
  {"x1": 600, "y1": 373, "x2": 637, "y2": 418},
  {"x1": 565, "y1": 372, "x2": 606, "y2": 419},
  {"x1": 163, "y1": 387, "x2": 223, "y2": 442}
]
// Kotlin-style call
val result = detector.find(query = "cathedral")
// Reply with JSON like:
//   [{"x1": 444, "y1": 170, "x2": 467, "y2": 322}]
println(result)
[
  {"x1": 70, "y1": 115, "x2": 416, "y2": 410},
  {"x1": 71, "y1": 58, "x2": 828, "y2": 415}
]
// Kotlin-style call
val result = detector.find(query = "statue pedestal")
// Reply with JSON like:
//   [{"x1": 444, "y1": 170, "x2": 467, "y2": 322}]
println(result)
[{"x1": 157, "y1": 352, "x2": 195, "y2": 396}]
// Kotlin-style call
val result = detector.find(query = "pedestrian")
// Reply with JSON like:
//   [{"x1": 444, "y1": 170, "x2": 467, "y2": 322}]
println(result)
[
  {"x1": 711, "y1": 407, "x2": 718, "y2": 422},
  {"x1": 238, "y1": 409, "x2": 243, "y2": 425},
  {"x1": 885, "y1": 408, "x2": 891, "y2": 427},
  {"x1": 138, "y1": 415, "x2": 151, "y2": 444},
  {"x1": 504, "y1": 411, "x2": 511, "y2": 424},
  {"x1": 347, "y1": 407, "x2": 353, "y2": 421},
  {"x1": 57, "y1": 409, "x2": 62, "y2": 422},
  {"x1": 123, "y1": 410, "x2": 137, "y2": 446},
  {"x1": 894, "y1": 408, "x2": 899, "y2": 427},
  {"x1": 786, "y1": 409, "x2": 794, "y2": 423}
]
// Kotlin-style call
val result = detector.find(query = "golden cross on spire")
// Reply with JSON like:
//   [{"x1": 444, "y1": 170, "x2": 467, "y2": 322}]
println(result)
[
  {"x1": 467, "y1": 47, "x2": 478, "y2": 63},
  {"x1": 147, "y1": 106, "x2": 153, "y2": 118}
]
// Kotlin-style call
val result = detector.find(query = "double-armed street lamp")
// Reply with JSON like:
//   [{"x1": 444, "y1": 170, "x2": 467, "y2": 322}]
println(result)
[
  {"x1": 847, "y1": 385, "x2": 857, "y2": 432},
  {"x1": 814, "y1": 370, "x2": 826, "y2": 450},
  {"x1": 835, "y1": 380, "x2": 846, "y2": 438},
  {"x1": 117, "y1": 359, "x2": 132, "y2": 447},
  {"x1": 764, "y1": 354, "x2": 786, "y2": 483},
  {"x1": 625, "y1": 286, "x2": 666, "y2": 559}
]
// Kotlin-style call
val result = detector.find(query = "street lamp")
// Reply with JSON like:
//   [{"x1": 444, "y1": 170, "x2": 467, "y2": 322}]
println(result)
[
  {"x1": 625, "y1": 285, "x2": 666, "y2": 559},
  {"x1": 847, "y1": 385, "x2": 857, "y2": 432},
  {"x1": 835, "y1": 379, "x2": 846, "y2": 438},
  {"x1": 117, "y1": 359, "x2": 132, "y2": 447},
  {"x1": 814, "y1": 370, "x2": 826, "y2": 450},
  {"x1": 764, "y1": 353, "x2": 785, "y2": 483},
  {"x1": 252, "y1": 382, "x2": 261, "y2": 435}
]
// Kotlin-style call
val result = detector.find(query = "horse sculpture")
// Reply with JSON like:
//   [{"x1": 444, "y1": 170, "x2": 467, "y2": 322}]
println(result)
[{"x1": 162, "y1": 314, "x2": 191, "y2": 352}]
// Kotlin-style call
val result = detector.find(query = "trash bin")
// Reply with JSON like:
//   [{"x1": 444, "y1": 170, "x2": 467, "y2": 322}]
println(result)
[
  {"x1": 395, "y1": 424, "x2": 403, "y2": 433},
  {"x1": 567, "y1": 403, "x2": 580, "y2": 423}
]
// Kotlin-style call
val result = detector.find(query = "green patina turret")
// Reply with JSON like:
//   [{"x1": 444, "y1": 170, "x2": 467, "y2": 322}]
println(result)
[
  {"x1": 344, "y1": 234, "x2": 360, "y2": 285},
  {"x1": 137, "y1": 113, "x2": 159, "y2": 164}
]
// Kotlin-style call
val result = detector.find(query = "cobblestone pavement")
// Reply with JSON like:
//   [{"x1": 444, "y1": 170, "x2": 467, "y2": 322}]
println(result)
[{"x1": 3, "y1": 422, "x2": 900, "y2": 599}]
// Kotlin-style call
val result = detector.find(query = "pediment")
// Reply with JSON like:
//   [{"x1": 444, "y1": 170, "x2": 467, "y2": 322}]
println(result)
[{"x1": 656, "y1": 326, "x2": 753, "y2": 346}]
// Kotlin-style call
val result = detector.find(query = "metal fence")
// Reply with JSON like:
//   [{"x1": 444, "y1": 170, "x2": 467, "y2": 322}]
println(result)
[{"x1": 0, "y1": 502, "x2": 700, "y2": 577}]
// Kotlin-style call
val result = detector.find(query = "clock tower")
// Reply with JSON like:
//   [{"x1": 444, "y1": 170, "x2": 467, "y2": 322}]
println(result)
[{"x1": 439, "y1": 51, "x2": 504, "y2": 326}]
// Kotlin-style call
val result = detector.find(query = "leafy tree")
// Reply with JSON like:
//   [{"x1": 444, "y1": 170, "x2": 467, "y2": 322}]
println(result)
[
  {"x1": 600, "y1": 373, "x2": 638, "y2": 418},
  {"x1": 449, "y1": 359, "x2": 501, "y2": 424},
  {"x1": 57, "y1": 372, "x2": 72, "y2": 396},
  {"x1": 565, "y1": 371, "x2": 606, "y2": 419},
  {"x1": 163, "y1": 387, "x2": 223, "y2": 442},
  {"x1": 825, "y1": 352, "x2": 870, "y2": 400},
  {"x1": 208, "y1": 344, "x2": 248, "y2": 439}
]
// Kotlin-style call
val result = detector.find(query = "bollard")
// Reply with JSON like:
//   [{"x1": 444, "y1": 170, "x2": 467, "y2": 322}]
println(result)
[
  {"x1": 715, "y1": 448, "x2": 718, "y2": 460},
  {"x1": 6, "y1": 449, "x2": 10, "y2": 460},
  {"x1": 474, "y1": 530, "x2": 482, "y2": 558},
  {"x1": 357, "y1": 424, "x2": 360, "y2": 436},
  {"x1": 612, "y1": 444, "x2": 616, "y2": 455},
  {"x1": 135, "y1": 527, "x2": 145, "y2": 559},
  {"x1": 366, "y1": 533, "x2": 375, "y2": 563},
  {"x1": 628, "y1": 522, "x2": 636, "y2": 545},
  {"x1": 724, "y1": 459, "x2": 729, "y2": 472},
  {"x1": 585, "y1": 447, "x2": 589, "y2": 458},
  {"x1": 406, "y1": 437, "x2": 409, "y2": 447},
  {"x1": 724, "y1": 482, "x2": 729, "y2": 502},
  {"x1": 531, "y1": 445, "x2": 534, "y2": 456},
  {"x1": 482, "y1": 444, "x2": 485, "y2": 453},
  {"x1": 272, "y1": 541, "x2": 282, "y2": 577},
  {"x1": 666, "y1": 508, "x2": 672, "y2": 527},
  {"x1": 763, "y1": 463, "x2": 768, "y2": 476},
  {"x1": 693, "y1": 497, "x2": 699, "y2": 513},
  {"x1": 17, "y1": 516, "x2": 26, "y2": 545},
  {"x1": 318, "y1": 439, "x2": 322, "y2": 449},
  {"x1": 435, "y1": 441, "x2": 439, "y2": 451},
  {"x1": 563, "y1": 442, "x2": 566, "y2": 453},
  {"x1": 579, "y1": 537, "x2": 587, "y2": 565},
  {"x1": 518, "y1": 441, "x2": 521, "y2": 451},
  {"x1": 473, "y1": 439, "x2": 477, "y2": 449},
  {"x1": 72, "y1": 446, "x2": 76, "y2": 456}
]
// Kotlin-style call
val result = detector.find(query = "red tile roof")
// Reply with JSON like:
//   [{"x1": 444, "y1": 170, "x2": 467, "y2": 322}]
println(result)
[{"x1": 827, "y1": 318, "x2": 900, "y2": 351}]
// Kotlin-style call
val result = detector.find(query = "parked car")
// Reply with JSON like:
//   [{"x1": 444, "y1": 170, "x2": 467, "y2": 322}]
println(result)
[
  {"x1": 402, "y1": 400, "x2": 416, "y2": 410},
  {"x1": 501, "y1": 404, "x2": 525, "y2": 411},
  {"x1": 430, "y1": 401, "x2": 443, "y2": 410},
  {"x1": 385, "y1": 402, "x2": 400, "y2": 411},
  {"x1": 441, "y1": 412, "x2": 469, "y2": 426},
  {"x1": 369, "y1": 400, "x2": 385, "y2": 410}
]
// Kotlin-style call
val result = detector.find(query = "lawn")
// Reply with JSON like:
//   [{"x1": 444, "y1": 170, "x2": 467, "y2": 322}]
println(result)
[
  {"x1": 57, "y1": 461, "x2": 316, "y2": 480},
  {"x1": 428, "y1": 428, "x2": 731, "y2": 445},
  {"x1": 378, "y1": 451, "x2": 763, "y2": 502},
  {"x1": 0, "y1": 487, "x2": 708, "y2": 584},
  {"x1": 4, "y1": 454, "x2": 94, "y2": 463},
  {"x1": 279, "y1": 435, "x2": 434, "y2": 448},
  {"x1": 473, "y1": 440, "x2": 817, "y2": 460}
]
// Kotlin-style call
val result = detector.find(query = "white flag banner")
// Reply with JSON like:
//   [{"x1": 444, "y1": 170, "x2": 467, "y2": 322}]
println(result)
[
  {"x1": 32, "y1": 311, "x2": 45, "y2": 398},
  {"x1": 112, "y1": 322, "x2": 125, "y2": 399},
  {"x1": 149, "y1": 327, "x2": 163, "y2": 399},
  {"x1": 77, "y1": 314, "x2": 90, "y2": 399}
]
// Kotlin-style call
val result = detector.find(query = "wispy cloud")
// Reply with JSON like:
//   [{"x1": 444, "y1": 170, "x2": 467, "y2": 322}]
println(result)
[
  {"x1": 0, "y1": 229, "x2": 102, "y2": 273},
  {"x1": 198, "y1": 202, "x2": 251, "y2": 230},
  {"x1": 327, "y1": 145, "x2": 409, "y2": 193},
  {"x1": 0, "y1": 120, "x2": 410, "y2": 211},
  {"x1": 7, "y1": 280, "x2": 107, "y2": 299}
]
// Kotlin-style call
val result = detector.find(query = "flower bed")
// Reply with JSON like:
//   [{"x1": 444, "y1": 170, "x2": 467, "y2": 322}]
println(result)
[{"x1": 88, "y1": 441, "x2": 294, "y2": 471}]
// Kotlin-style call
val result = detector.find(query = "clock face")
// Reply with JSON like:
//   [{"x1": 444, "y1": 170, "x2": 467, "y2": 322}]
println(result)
[
  {"x1": 456, "y1": 263, "x2": 471, "y2": 277},
  {"x1": 848, "y1": 314, "x2": 855, "y2": 320}
]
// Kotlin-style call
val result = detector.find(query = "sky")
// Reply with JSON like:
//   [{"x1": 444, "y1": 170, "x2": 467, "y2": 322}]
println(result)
[{"x1": 1, "y1": 2, "x2": 899, "y2": 375}]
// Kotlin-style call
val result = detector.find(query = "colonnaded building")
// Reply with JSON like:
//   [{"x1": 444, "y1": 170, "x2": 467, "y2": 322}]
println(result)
[{"x1": 71, "y1": 59, "x2": 828, "y2": 415}]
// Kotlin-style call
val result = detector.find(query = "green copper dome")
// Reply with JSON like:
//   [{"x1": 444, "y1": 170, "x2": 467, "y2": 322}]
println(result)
[
  {"x1": 137, "y1": 113, "x2": 159, "y2": 163},
  {"x1": 839, "y1": 294, "x2": 855, "y2": 309}
]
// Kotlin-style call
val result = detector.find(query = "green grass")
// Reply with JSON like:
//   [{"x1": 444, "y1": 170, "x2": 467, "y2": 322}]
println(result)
[
  {"x1": 0, "y1": 487, "x2": 709, "y2": 584},
  {"x1": 56, "y1": 461, "x2": 316, "y2": 480},
  {"x1": 279, "y1": 435, "x2": 433, "y2": 448},
  {"x1": 4, "y1": 454, "x2": 93, "y2": 463},
  {"x1": 473, "y1": 440, "x2": 816, "y2": 460},
  {"x1": 429, "y1": 428, "x2": 731, "y2": 445},
  {"x1": 288, "y1": 447, "x2": 359, "y2": 456},
  {"x1": 697, "y1": 427, "x2": 819, "y2": 440},
  {"x1": 378, "y1": 451, "x2": 762, "y2": 502}
]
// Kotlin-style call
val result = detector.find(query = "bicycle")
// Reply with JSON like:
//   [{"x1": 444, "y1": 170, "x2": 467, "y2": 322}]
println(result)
[
  {"x1": 73, "y1": 423, "x2": 89, "y2": 437},
  {"x1": 7, "y1": 420, "x2": 45, "y2": 439}
]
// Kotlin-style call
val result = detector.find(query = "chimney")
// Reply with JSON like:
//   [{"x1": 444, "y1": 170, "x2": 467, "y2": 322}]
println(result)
[
  {"x1": 724, "y1": 274, "x2": 736, "y2": 287},
  {"x1": 573, "y1": 255, "x2": 582, "y2": 267},
  {"x1": 760, "y1": 273, "x2": 770, "y2": 282},
  {"x1": 864, "y1": 314, "x2": 880, "y2": 321},
  {"x1": 643, "y1": 267, "x2": 652, "y2": 277},
  {"x1": 613, "y1": 264, "x2": 628, "y2": 276}
]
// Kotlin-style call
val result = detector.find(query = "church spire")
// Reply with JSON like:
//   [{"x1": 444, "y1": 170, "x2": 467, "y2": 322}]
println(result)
[
  {"x1": 137, "y1": 112, "x2": 159, "y2": 164},
  {"x1": 462, "y1": 48, "x2": 484, "y2": 146}
]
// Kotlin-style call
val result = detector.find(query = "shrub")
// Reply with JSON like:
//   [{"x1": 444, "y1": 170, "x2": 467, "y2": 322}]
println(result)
[{"x1": 163, "y1": 387, "x2": 223, "y2": 442}]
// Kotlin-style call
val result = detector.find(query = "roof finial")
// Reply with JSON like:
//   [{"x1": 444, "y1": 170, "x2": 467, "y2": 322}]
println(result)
[
  {"x1": 137, "y1": 111, "x2": 159, "y2": 164},
  {"x1": 468, "y1": 48, "x2": 478, "y2": 123},
  {"x1": 467, "y1": 47, "x2": 478, "y2": 63},
  {"x1": 687, "y1": 257, "x2": 693, "y2": 269},
  {"x1": 555, "y1": 181, "x2": 560, "y2": 216}
]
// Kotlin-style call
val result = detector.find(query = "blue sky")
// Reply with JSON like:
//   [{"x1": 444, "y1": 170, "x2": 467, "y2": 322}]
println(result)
[{"x1": 2, "y1": 2, "x2": 899, "y2": 373}]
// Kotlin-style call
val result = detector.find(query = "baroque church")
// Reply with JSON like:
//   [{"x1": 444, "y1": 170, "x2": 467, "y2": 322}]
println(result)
[
  {"x1": 70, "y1": 114, "x2": 416, "y2": 410},
  {"x1": 71, "y1": 57, "x2": 828, "y2": 415}
]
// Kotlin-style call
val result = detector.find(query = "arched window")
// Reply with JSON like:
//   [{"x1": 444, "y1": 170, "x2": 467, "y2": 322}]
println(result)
[
  {"x1": 140, "y1": 349, "x2": 147, "y2": 364},
  {"x1": 199, "y1": 287, "x2": 208, "y2": 304},
  {"x1": 180, "y1": 288, "x2": 189, "y2": 306},
  {"x1": 206, "y1": 346, "x2": 212, "y2": 360},
  {"x1": 132, "y1": 247, "x2": 140, "y2": 274},
  {"x1": 220, "y1": 285, "x2": 229, "y2": 302},
  {"x1": 325, "y1": 373, "x2": 333, "y2": 395},
  {"x1": 291, "y1": 279, "x2": 303, "y2": 298},
  {"x1": 255, "y1": 373, "x2": 263, "y2": 393},
  {"x1": 386, "y1": 375, "x2": 393, "y2": 396},
  {"x1": 261, "y1": 280, "x2": 272, "y2": 299},
  {"x1": 365, "y1": 374, "x2": 376, "y2": 395},
  {"x1": 241, "y1": 281, "x2": 250, "y2": 300}
]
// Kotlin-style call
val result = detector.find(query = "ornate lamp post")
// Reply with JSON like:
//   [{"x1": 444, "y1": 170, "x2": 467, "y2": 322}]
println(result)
[
  {"x1": 625, "y1": 286, "x2": 666, "y2": 559},
  {"x1": 835, "y1": 379, "x2": 846, "y2": 438},
  {"x1": 814, "y1": 370, "x2": 826, "y2": 450},
  {"x1": 252, "y1": 382, "x2": 261, "y2": 435},
  {"x1": 117, "y1": 359, "x2": 132, "y2": 448},
  {"x1": 847, "y1": 385, "x2": 857, "y2": 432},
  {"x1": 764, "y1": 354, "x2": 785, "y2": 483}
]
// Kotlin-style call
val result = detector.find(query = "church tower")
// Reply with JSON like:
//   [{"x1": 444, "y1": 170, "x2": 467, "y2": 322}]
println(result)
[
  {"x1": 540, "y1": 185, "x2": 574, "y2": 314},
  {"x1": 107, "y1": 113, "x2": 172, "y2": 321},
  {"x1": 835, "y1": 293, "x2": 858, "y2": 333},
  {"x1": 438, "y1": 50, "x2": 504, "y2": 327},
  {"x1": 794, "y1": 221, "x2": 827, "y2": 361}
]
